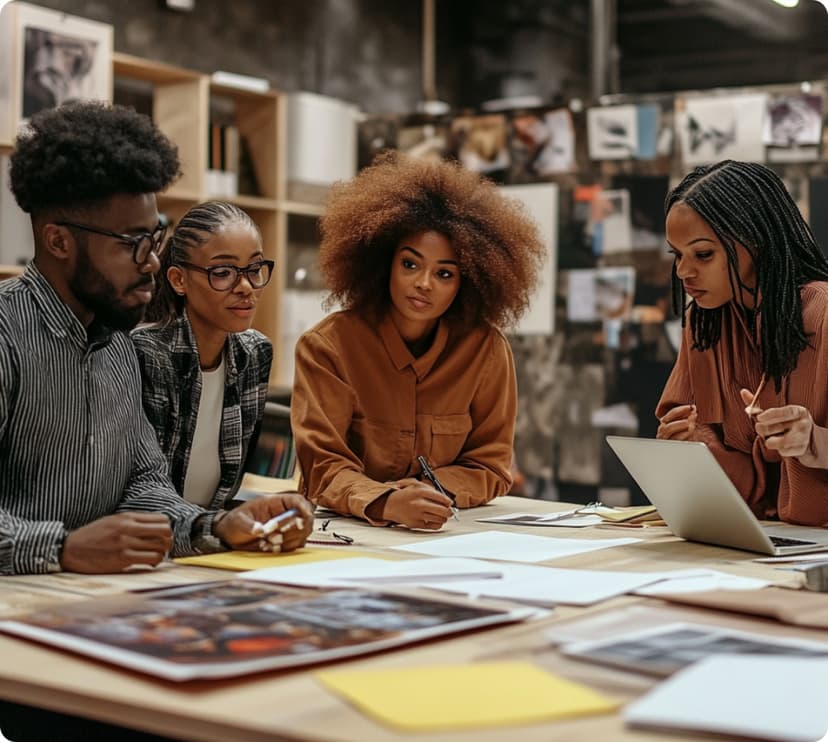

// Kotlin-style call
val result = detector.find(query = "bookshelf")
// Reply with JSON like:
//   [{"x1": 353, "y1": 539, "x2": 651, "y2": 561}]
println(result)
[
  {"x1": 111, "y1": 53, "x2": 323, "y2": 390},
  {"x1": 0, "y1": 52, "x2": 331, "y2": 387}
]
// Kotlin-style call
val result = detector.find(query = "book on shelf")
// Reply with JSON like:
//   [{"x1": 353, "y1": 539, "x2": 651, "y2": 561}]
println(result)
[
  {"x1": 0, "y1": 580, "x2": 529, "y2": 681},
  {"x1": 211, "y1": 70, "x2": 269, "y2": 93},
  {"x1": 206, "y1": 122, "x2": 239, "y2": 197}
]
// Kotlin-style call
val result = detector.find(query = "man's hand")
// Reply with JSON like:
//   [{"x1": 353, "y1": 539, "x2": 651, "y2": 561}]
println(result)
[
  {"x1": 381, "y1": 483, "x2": 454, "y2": 530},
  {"x1": 60, "y1": 513, "x2": 173, "y2": 573},
  {"x1": 657, "y1": 404, "x2": 698, "y2": 441},
  {"x1": 213, "y1": 494, "x2": 314, "y2": 553}
]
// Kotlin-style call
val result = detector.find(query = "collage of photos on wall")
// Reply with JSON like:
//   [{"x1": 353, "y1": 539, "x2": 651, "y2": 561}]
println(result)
[{"x1": 357, "y1": 82, "x2": 828, "y2": 506}]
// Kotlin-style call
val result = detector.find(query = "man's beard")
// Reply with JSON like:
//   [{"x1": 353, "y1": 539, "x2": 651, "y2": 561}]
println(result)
[{"x1": 69, "y1": 243, "x2": 152, "y2": 332}]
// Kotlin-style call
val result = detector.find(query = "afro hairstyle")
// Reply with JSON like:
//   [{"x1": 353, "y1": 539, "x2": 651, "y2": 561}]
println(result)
[{"x1": 9, "y1": 100, "x2": 181, "y2": 215}]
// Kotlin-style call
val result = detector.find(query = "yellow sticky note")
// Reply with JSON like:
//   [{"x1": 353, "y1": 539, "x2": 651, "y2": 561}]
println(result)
[
  {"x1": 316, "y1": 661, "x2": 619, "y2": 731},
  {"x1": 174, "y1": 548, "x2": 380, "y2": 571}
]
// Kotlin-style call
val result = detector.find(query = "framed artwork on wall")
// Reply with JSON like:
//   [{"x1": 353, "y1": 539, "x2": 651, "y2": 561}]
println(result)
[{"x1": 0, "y1": 2, "x2": 112, "y2": 143}]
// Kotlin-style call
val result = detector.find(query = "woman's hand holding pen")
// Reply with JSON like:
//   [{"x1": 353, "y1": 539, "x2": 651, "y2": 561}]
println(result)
[
  {"x1": 656, "y1": 404, "x2": 698, "y2": 441},
  {"x1": 383, "y1": 483, "x2": 453, "y2": 530},
  {"x1": 212, "y1": 494, "x2": 314, "y2": 553},
  {"x1": 739, "y1": 388, "x2": 816, "y2": 463}
]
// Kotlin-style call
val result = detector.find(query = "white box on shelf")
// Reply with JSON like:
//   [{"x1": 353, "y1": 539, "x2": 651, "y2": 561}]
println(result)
[
  {"x1": 285, "y1": 92, "x2": 360, "y2": 193},
  {"x1": 0, "y1": 2, "x2": 113, "y2": 143}
]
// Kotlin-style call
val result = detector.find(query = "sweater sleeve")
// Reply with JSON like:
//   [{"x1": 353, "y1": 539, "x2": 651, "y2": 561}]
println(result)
[
  {"x1": 656, "y1": 322, "x2": 765, "y2": 516},
  {"x1": 291, "y1": 331, "x2": 396, "y2": 521}
]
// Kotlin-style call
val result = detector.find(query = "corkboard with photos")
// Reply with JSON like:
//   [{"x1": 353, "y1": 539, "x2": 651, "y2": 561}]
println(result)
[{"x1": 356, "y1": 82, "x2": 828, "y2": 503}]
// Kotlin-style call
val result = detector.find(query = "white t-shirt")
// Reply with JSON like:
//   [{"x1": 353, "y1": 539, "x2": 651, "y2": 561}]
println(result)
[{"x1": 182, "y1": 358, "x2": 225, "y2": 507}]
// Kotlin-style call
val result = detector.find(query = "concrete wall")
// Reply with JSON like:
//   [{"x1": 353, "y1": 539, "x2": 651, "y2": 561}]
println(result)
[{"x1": 28, "y1": 0, "x2": 591, "y2": 112}]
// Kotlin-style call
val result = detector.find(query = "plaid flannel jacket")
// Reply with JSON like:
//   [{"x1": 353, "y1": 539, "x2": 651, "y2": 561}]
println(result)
[{"x1": 131, "y1": 312, "x2": 272, "y2": 509}]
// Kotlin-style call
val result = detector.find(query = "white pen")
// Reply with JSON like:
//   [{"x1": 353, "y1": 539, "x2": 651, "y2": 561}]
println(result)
[{"x1": 254, "y1": 508, "x2": 301, "y2": 537}]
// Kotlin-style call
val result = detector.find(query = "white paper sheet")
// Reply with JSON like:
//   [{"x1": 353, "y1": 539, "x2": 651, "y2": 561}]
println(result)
[
  {"x1": 239, "y1": 557, "x2": 504, "y2": 588},
  {"x1": 625, "y1": 655, "x2": 828, "y2": 742},
  {"x1": 392, "y1": 531, "x2": 640, "y2": 563},
  {"x1": 633, "y1": 569, "x2": 769, "y2": 595},
  {"x1": 420, "y1": 564, "x2": 689, "y2": 607}
]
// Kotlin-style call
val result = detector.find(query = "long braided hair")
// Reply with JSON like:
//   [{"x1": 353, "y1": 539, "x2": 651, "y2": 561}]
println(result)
[
  {"x1": 146, "y1": 201, "x2": 260, "y2": 325},
  {"x1": 667, "y1": 160, "x2": 828, "y2": 390}
]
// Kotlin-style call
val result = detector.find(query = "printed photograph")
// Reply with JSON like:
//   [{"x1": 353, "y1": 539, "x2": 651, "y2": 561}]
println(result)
[
  {"x1": 563, "y1": 622, "x2": 828, "y2": 677},
  {"x1": 23, "y1": 27, "x2": 98, "y2": 117},
  {"x1": 0, "y1": 581, "x2": 517, "y2": 680}
]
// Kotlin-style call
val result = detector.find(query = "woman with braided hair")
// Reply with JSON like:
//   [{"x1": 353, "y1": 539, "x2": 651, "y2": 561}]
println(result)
[
  {"x1": 656, "y1": 160, "x2": 828, "y2": 525},
  {"x1": 291, "y1": 152, "x2": 545, "y2": 530},
  {"x1": 131, "y1": 202, "x2": 311, "y2": 552}
]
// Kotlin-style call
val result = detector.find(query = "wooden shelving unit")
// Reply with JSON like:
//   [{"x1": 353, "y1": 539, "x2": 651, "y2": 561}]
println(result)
[
  {"x1": 0, "y1": 264, "x2": 24, "y2": 280},
  {"x1": 0, "y1": 53, "x2": 326, "y2": 386},
  {"x1": 111, "y1": 53, "x2": 323, "y2": 388}
]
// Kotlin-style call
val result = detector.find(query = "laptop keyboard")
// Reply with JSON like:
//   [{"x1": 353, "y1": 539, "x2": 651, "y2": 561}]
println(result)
[{"x1": 769, "y1": 535, "x2": 819, "y2": 547}]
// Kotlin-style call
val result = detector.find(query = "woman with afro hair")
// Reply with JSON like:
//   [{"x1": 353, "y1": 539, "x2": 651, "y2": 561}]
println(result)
[{"x1": 291, "y1": 152, "x2": 545, "y2": 529}]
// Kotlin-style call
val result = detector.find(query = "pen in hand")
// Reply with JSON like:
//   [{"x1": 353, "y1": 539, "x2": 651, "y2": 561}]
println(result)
[
  {"x1": 417, "y1": 455, "x2": 460, "y2": 521},
  {"x1": 251, "y1": 508, "x2": 303, "y2": 551}
]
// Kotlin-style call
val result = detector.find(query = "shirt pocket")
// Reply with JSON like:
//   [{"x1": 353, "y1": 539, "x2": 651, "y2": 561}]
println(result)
[
  {"x1": 349, "y1": 418, "x2": 408, "y2": 480},
  {"x1": 429, "y1": 413, "x2": 472, "y2": 465}
]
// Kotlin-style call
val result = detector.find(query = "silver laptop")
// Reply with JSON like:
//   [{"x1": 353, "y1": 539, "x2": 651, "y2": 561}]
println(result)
[{"x1": 606, "y1": 435, "x2": 828, "y2": 556}]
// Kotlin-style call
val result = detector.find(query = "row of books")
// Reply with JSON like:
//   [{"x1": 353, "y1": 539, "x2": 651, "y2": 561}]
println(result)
[{"x1": 207, "y1": 122, "x2": 260, "y2": 198}]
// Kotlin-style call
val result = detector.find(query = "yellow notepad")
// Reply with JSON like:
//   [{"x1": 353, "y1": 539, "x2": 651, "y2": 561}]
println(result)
[
  {"x1": 316, "y1": 661, "x2": 618, "y2": 731},
  {"x1": 174, "y1": 547, "x2": 380, "y2": 571}
]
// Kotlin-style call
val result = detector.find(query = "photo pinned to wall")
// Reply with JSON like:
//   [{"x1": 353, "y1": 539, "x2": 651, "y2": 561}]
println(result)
[
  {"x1": 763, "y1": 93, "x2": 822, "y2": 163},
  {"x1": 501, "y1": 183, "x2": 558, "y2": 334},
  {"x1": 567, "y1": 267, "x2": 636, "y2": 323},
  {"x1": 676, "y1": 93, "x2": 767, "y2": 166},
  {"x1": 450, "y1": 113, "x2": 510, "y2": 181},
  {"x1": 610, "y1": 174, "x2": 669, "y2": 252},
  {"x1": 357, "y1": 114, "x2": 399, "y2": 170},
  {"x1": 587, "y1": 105, "x2": 638, "y2": 160},
  {"x1": 0, "y1": 2, "x2": 113, "y2": 142},
  {"x1": 508, "y1": 108, "x2": 575, "y2": 181},
  {"x1": 397, "y1": 116, "x2": 449, "y2": 163},
  {"x1": 591, "y1": 189, "x2": 632, "y2": 255}
]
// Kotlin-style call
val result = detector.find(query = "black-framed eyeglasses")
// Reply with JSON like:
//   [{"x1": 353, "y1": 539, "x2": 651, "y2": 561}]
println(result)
[
  {"x1": 176, "y1": 259, "x2": 275, "y2": 291},
  {"x1": 55, "y1": 220, "x2": 168, "y2": 264}
]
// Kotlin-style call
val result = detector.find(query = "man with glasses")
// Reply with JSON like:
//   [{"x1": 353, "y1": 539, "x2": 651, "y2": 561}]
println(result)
[
  {"x1": 0, "y1": 100, "x2": 311, "y2": 575},
  {"x1": 0, "y1": 99, "x2": 312, "y2": 742}
]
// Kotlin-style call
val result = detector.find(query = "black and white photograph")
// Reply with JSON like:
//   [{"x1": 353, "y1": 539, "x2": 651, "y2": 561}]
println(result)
[
  {"x1": 0, "y1": 2, "x2": 111, "y2": 140},
  {"x1": 563, "y1": 622, "x2": 828, "y2": 677},
  {"x1": 587, "y1": 104, "x2": 638, "y2": 160}
]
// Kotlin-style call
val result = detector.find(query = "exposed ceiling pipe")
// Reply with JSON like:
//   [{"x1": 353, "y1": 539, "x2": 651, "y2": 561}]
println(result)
[
  {"x1": 418, "y1": 0, "x2": 448, "y2": 114},
  {"x1": 591, "y1": 0, "x2": 619, "y2": 100},
  {"x1": 668, "y1": 0, "x2": 807, "y2": 42}
]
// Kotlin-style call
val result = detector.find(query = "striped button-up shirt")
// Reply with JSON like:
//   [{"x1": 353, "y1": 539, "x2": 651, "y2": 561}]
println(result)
[{"x1": 0, "y1": 263, "x2": 211, "y2": 575}]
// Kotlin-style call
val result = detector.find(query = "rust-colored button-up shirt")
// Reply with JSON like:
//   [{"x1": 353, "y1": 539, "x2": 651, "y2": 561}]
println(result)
[
  {"x1": 656, "y1": 282, "x2": 828, "y2": 526},
  {"x1": 292, "y1": 311, "x2": 516, "y2": 521}
]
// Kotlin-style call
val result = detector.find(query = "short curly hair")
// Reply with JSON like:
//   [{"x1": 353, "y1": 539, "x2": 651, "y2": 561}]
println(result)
[
  {"x1": 9, "y1": 100, "x2": 181, "y2": 215},
  {"x1": 319, "y1": 151, "x2": 545, "y2": 329}
]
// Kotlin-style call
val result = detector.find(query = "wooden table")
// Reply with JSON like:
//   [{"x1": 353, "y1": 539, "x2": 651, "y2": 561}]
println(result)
[{"x1": 0, "y1": 496, "x2": 822, "y2": 742}]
